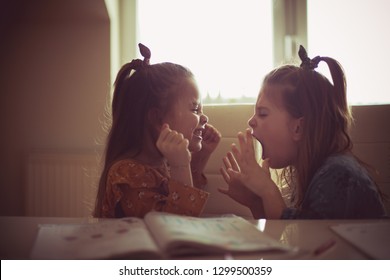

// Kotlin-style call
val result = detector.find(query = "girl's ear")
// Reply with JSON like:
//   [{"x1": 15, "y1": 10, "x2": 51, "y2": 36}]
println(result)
[{"x1": 292, "y1": 117, "x2": 304, "y2": 141}]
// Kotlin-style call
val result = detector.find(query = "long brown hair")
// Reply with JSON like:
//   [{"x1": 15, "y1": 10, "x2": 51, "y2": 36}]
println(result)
[
  {"x1": 262, "y1": 57, "x2": 353, "y2": 206},
  {"x1": 94, "y1": 61, "x2": 194, "y2": 217}
]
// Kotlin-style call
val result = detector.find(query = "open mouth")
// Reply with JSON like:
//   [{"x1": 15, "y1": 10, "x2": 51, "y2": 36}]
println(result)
[
  {"x1": 252, "y1": 133, "x2": 265, "y2": 159},
  {"x1": 260, "y1": 142, "x2": 265, "y2": 160}
]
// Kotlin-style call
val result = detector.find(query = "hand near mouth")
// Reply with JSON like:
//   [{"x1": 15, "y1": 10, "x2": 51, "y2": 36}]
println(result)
[
  {"x1": 221, "y1": 129, "x2": 266, "y2": 194},
  {"x1": 228, "y1": 129, "x2": 271, "y2": 194},
  {"x1": 220, "y1": 128, "x2": 286, "y2": 218},
  {"x1": 191, "y1": 124, "x2": 221, "y2": 189},
  {"x1": 191, "y1": 124, "x2": 221, "y2": 166},
  {"x1": 156, "y1": 123, "x2": 191, "y2": 167},
  {"x1": 219, "y1": 150, "x2": 266, "y2": 219},
  {"x1": 197, "y1": 124, "x2": 221, "y2": 154}
]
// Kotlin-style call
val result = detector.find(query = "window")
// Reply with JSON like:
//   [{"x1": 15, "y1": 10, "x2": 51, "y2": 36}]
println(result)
[
  {"x1": 137, "y1": 0, "x2": 273, "y2": 104},
  {"x1": 307, "y1": 0, "x2": 390, "y2": 105},
  {"x1": 114, "y1": 0, "x2": 389, "y2": 105}
]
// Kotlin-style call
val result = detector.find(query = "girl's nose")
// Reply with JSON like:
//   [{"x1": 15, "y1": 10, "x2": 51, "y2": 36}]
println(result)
[
  {"x1": 248, "y1": 115, "x2": 256, "y2": 128},
  {"x1": 200, "y1": 114, "x2": 208, "y2": 125}
]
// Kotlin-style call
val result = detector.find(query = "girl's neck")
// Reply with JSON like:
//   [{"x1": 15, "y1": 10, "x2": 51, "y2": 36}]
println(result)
[
  {"x1": 127, "y1": 126, "x2": 166, "y2": 167},
  {"x1": 134, "y1": 154, "x2": 165, "y2": 167}
]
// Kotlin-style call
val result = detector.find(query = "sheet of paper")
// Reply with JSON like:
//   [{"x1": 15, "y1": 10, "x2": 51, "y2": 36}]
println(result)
[{"x1": 331, "y1": 222, "x2": 390, "y2": 259}]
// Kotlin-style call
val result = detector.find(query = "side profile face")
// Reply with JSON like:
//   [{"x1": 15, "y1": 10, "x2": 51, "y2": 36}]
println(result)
[
  {"x1": 162, "y1": 78, "x2": 208, "y2": 152},
  {"x1": 248, "y1": 85, "x2": 302, "y2": 169}
]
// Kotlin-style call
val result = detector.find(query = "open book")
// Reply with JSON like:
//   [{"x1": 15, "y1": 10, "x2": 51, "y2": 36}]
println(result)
[{"x1": 31, "y1": 212, "x2": 291, "y2": 259}]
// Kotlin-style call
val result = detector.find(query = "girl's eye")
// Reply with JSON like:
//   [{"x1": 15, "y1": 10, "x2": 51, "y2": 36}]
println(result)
[{"x1": 258, "y1": 109, "x2": 268, "y2": 117}]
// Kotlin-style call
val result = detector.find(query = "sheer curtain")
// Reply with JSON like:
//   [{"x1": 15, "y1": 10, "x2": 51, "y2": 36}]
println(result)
[{"x1": 137, "y1": 0, "x2": 273, "y2": 104}]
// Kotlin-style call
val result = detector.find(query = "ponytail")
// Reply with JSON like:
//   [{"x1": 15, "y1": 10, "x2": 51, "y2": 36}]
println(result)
[{"x1": 320, "y1": 57, "x2": 348, "y2": 114}]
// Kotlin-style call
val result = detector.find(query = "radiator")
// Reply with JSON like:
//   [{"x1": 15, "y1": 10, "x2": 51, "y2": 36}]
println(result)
[{"x1": 25, "y1": 152, "x2": 100, "y2": 217}]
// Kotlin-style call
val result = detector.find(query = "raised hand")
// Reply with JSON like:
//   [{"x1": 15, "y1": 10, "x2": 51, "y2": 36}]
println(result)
[
  {"x1": 198, "y1": 124, "x2": 221, "y2": 155},
  {"x1": 226, "y1": 129, "x2": 271, "y2": 197},
  {"x1": 156, "y1": 124, "x2": 191, "y2": 167},
  {"x1": 191, "y1": 124, "x2": 221, "y2": 184},
  {"x1": 219, "y1": 151, "x2": 259, "y2": 207},
  {"x1": 220, "y1": 128, "x2": 285, "y2": 218},
  {"x1": 219, "y1": 147, "x2": 266, "y2": 218}
]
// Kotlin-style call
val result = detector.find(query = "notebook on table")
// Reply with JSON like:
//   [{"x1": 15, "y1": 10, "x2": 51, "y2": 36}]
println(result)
[{"x1": 31, "y1": 211, "x2": 292, "y2": 259}]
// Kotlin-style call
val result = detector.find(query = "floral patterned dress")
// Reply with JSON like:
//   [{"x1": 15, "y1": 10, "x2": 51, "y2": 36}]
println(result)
[{"x1": 101, "y1": 159, "x2": 209, "y2": 218}]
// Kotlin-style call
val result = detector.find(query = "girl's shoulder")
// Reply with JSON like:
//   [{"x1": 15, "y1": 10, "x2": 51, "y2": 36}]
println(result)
[
  {"x1": 107, "y1": 158, "x2": 168, "y2": 187},
  {"x1": 108, "y1": 159, "x2": 148, "y2": 175},
  {"x1": 305, "y1": 153, "x2": 386, "y2": 218},
  {"x1": 313, "y1": 153, "x2": 376, "y2": 192},
  {"x1": 107, "y1": 158, "x2": 164, "y2": 180},
  {"x1": 317, "y1": 154, "x2": 367, "y2": 177},
  {"x1": 108, "y1": 158, "x2": 169, "y2": 178}
]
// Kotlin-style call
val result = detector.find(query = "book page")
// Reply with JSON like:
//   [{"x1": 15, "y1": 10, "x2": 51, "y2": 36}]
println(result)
[
  {"x1": 31, "y1": 218, "x2": 160, "y2": 259},
  {"x1": 330, "y1": 222, "x2": 390, "y2": 259},
  {"x1": 144, "y1": 212, "x2": 291, "y2": 256}
]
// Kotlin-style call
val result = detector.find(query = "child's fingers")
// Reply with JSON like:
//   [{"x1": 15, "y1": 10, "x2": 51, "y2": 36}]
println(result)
[
  {"x1": 222, "y1": 156, "x2": 232, "y2": 170},
  {"x1": 245, "y1": 128, "x2": 256, "y2": 155},
  {"x1": 208, "y1": 131, "x2": 221, "y2": 143},
  {"x1": 227, "y1": 152, "x2": 240, "y2": 172},
  {"x1": 240, "y1": 129, "x2": 255, "y2": 155},
  {"x1": 220, "y1": 167, "x2": 230, "y2": 183},
  {"x1": 202, "y1": 125, "x2": 212, "y2": 141},
  {"x1": 237, "y1": 129, "x2": 257, "y2": 163},
  {"x1": 164, "y1": 131, "x2": 175, "y2": 144},
  {"x1": 262, "y1": 158, "x2": 271, "y2": 177},
  {"x1": 203, "y1": 124, "x2": 221, "y2": 143},
  {"x1": 174, "y1": 133, "x2": 185, "y2": 144},
  {"x1": 176, "y1": 137, "x2": 189, "y2": 152},
  {"x1": 231, "y1": 143, "x2": 242, "y2": 165},
  {"x1": 218, "y1": 187, "x2": 229, "y2": 195},
  {"x1": 165, "y1": 130, "x2": 185, "y2": 145},
  {"x1": 158, "y1": 124, "x2": 171, "y2": 142},
  {"x1": 209, "y1": 124, "x2": 221, "y2": 137},
  {"x1": 237, "y1": 132, "x2": 248, "y2": 155},
  {"x1": 212, "y1": 132, "x2": 222, "y2": 143},
  {"x1": 182, "y1": 138, "x2": 189, "y2": 149},
  {"x1": 226, "y1": 167, "x2": 242, "y2": 182}
]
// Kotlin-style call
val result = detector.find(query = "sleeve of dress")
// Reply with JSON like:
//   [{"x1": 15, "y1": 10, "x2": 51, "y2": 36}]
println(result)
[
  {"x1": 163, "y1": 180, "x2": 209, "y2": 216},
  {"x1": 103, "y1": 160, "x2": 162, "y2": 218}
]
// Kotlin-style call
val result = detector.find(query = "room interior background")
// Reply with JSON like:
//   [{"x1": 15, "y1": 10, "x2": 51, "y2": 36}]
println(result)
[{"x1": 0, "y1": 0, "x2": 389, "y2": 217}]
